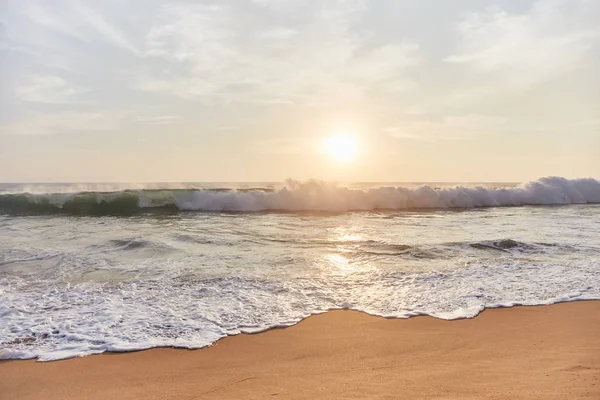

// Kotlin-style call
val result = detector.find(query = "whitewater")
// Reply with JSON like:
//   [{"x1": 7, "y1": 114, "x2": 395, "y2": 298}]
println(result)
[
  {"x1": 1, "y1": 176, "x2": 599, "y2": 215},
  {"x1": 1, "y1": 176, "x2": 599, "y2": 361}
]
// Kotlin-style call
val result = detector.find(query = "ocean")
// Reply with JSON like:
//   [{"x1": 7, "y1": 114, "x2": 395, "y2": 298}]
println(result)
[{"x1": 1, "y1": 176, "x2": 599, "y2": 361}]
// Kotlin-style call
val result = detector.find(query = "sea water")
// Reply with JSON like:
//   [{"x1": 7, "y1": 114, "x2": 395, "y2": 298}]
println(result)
[{"x1": 1, "y1": 177, "x2": 599, "y2": 361}]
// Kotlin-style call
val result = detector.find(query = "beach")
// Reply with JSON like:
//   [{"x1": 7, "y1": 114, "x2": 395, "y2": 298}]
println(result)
[
  {"x1": 2, "y1": 0, "x2": 599, "y2": 398},
  {"x1": 2, "y1": 301, "x2": 598, "y2": 399}
]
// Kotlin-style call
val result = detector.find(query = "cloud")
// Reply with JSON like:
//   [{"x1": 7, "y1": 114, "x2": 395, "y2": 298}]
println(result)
[
  {"x1": 73, "y1": 2, "x2": 139, "y2": 55},
  {"x1": 15, "y1": 75, "x2": 88, "y2": 104},
  {"x1": 138, "y1": 1, "x2": 420, "y2": 103},
  {"x1": 134, "y1": 115, "x2": 179, "y2": 123},
  {"x1": 0, "y1": 17, "x2": 77, "y2": 72},
  {"x1": 18, "y1": 2, "x2": 87, "y2": 41},
  {"x1": 385, "y1": 114, "x2": 507, "y2": 141},
  {"x1": 0, "y1": 111, "x2": 121, "y2": 135},
  {"x1": 386, "y1": 114, "x2": 600, "y2": 141},
  {"x1": 9, "y1": 1, "x2": 139, "y2": 55},
  {"x1": 257, "y1": 27, "x2": 298, "y2": 40},
  {"x1": 1, "y1": 2, "x2": 598, "y2": 149},
  {"x1": 446, "y1": 0, "x2": 600, "y2": 87}
]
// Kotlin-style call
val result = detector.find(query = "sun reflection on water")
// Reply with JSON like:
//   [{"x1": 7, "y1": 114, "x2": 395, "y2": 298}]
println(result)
[
  {"x1": 325, "y1": 253, "x2": 353, "y2": 272},
  {"x1": 323, "y1": 226, "x2": 377, "y2": 275}
]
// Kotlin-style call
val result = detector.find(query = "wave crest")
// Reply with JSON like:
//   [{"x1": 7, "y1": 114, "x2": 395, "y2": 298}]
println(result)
[{"x1": 0, "y1": 176, "x2": 598, "y2": 215}]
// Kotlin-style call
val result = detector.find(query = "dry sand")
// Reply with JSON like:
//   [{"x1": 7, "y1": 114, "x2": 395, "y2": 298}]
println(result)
[{"x1": 1, "y1": 301, "x2": 599, "y2": 400}]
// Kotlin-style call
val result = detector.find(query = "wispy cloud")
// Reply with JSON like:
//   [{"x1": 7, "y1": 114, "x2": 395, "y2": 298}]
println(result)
[
  {"x1": 0, "y1": 111, "x2": 121, "y2": 135},
  {"x1": 18, "y1": 2, "x2": 87, "y2": 41},
  {"x1": 137, "y1": 2, "x2": 420, "y2": 104},
  {"x1": 73, "y1": 2, "x2": 139, "y2": 55},
  {"x1": 1, "y1": 0, "x2": 598, "y2": 181},
  {"x1": 385, "y1": 114, "x2": 507, "y2": 141},
  {"x1": 134, "y1": 115, "x2": 179, "y2": 123},
  {"x1": 446, "y1": 0, "x2": 600, "y2": 88},
  {"x1": 9, "y1": 0, "x2": 139, "y2": 55},
  {"x1": 386, "y1": 114, "x2": 600, "y2": 142},
  {"x1": 15, "y1": 75, "x2": 88, "y2": 104}
]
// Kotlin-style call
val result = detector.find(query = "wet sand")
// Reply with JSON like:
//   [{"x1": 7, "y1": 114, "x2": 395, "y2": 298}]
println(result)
[{"x1": 1, "y1": 301, "x2": 599, "y2": 399}]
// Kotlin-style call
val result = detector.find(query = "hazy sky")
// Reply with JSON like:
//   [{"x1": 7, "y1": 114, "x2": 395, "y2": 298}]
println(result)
[{"x1": 0, "y1": 0, "x2": 599, "y2": 182}]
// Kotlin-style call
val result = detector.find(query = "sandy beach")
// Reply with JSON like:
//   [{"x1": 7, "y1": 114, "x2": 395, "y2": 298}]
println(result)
[{"x1": 1, "y1": 301, "x2": 599, "y2": 400}]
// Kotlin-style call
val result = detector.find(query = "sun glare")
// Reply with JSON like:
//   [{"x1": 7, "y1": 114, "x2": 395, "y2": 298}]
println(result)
[{"x1": 324, "y1": 131, "x2": 358, "y2": 163}]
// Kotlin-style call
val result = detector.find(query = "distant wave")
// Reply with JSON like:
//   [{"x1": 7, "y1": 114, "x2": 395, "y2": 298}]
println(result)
[{"x1": 0, "y1": 177, "x2": 598, "y2": 215}]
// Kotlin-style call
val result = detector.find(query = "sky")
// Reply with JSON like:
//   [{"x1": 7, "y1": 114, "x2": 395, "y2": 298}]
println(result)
[{"x1": 0, "y1": 0, "x2": 599, "y2": 183}]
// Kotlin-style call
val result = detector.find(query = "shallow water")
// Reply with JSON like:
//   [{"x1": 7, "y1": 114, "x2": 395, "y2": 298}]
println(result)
[{"x1": 1, "y1": 179, "x2": 599, "y2": 361}]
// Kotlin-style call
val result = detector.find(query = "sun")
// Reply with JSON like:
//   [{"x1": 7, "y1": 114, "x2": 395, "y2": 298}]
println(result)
[{"x1": 324, "y1": 131, "x2": 358, "y2": 163}]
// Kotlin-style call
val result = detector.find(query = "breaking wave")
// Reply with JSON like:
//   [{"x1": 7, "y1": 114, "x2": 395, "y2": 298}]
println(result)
[{"x1": 0, "y1": 176, "x2": 598, "y2": 215}]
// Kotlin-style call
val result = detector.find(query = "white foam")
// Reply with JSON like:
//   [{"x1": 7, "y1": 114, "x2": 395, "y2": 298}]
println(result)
[
  {"x1": 1, "y1": 177, "x2": 599, "y2": 213},
  {"x1": 1, "y1": 254, "x2": 599, "y2": 361},
  {"x1": 1, "y1": 189, "x2": 599, "y2": 361},
  {"x1": 171, "y1": 177, "x2": 600, "y2": 211}
]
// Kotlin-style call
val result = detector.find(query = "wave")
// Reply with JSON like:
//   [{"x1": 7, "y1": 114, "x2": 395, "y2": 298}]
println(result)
[
  {"x1": 342, "y1": 238, "x2": 576, "y2": 260},
  {"x1": 0, "y1": 176, "x2": 598, "y2": 215}
]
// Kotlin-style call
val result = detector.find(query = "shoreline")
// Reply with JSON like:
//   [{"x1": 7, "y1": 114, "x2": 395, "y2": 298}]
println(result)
[
  {"x1": 2, "y1": 299, "x2": 598, "y2": 363},
  {"x1": 1, "y1": 301, "x2": 599, "y2": 399}
]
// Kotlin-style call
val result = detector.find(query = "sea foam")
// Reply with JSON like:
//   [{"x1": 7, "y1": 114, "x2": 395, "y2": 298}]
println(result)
[{"x1": 0, "y1": 176, "x2": 598, "y2": 215}]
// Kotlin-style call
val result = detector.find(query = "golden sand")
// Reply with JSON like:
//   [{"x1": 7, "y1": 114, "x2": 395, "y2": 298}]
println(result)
[{"x1": 1, "y1": 301, "x2": 599, "y2": 399}]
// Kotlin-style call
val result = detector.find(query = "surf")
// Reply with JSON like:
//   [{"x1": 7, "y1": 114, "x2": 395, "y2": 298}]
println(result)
[{"x1": 0, "y1": 176, "x2": 598, "y2": 215}]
